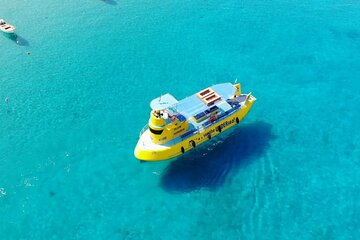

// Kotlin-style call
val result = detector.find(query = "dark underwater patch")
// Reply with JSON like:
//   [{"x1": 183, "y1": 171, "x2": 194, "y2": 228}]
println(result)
[{"x1": 160, "y1": 121, "x2": 275, "y2": 192}]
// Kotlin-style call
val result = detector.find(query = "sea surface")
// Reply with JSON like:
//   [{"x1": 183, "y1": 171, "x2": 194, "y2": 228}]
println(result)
[{"x1": 1, "y1": 0, "x2": 360, "y2": 239}]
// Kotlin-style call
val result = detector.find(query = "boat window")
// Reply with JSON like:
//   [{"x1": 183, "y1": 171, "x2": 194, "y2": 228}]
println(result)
[{"x1": 149, "y1": 128, "x2": 163, "y2": 135}]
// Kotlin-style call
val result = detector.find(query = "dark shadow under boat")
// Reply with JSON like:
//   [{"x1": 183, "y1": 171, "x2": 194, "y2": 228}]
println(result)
[
  {"x1": 3, "y1": 33, "x2": 29, "y2": 46},
  {"x1": 160, "y1": 121, "x2": 275, "y2": 193}
]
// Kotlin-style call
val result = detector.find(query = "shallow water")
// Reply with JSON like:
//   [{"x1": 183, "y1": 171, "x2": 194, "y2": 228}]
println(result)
[{"x1": 1, "y1": 0, "x2": 360, "y2": 239}]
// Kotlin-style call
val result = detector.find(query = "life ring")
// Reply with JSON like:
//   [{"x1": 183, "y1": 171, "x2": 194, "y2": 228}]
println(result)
[
  {"x1": 181, "y1": 147, "x2": 185, "y2": 154},
  {"x1": 171, "y1": 115, "x2": 177, "y2": 122},
  {"x1": 236, "y1": 117, "x2": 239, "y2": 124},
  {"x1": 190, "y1": 140, "x2": 196, "y2": 148}
]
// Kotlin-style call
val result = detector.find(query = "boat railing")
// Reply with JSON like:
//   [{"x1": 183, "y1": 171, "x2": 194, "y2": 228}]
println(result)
[
  {"x1": 196, "y1": 125, "x2": 206, "y2": 133},
  {"x1": 139, "y1": 124, "x2": 149, "y2": 137}
]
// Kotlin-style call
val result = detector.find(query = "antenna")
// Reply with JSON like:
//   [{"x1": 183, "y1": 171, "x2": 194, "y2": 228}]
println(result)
[{"x1": 234, "y1": 78, "x2": 238, "y2": 84}]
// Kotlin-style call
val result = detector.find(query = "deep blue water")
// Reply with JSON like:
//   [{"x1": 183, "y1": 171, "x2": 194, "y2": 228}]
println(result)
[{"x1": 1, "y1": 0, "x2": 360, "y2": 239}]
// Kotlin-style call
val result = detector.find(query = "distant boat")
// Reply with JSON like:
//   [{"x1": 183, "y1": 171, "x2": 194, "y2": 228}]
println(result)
[{"x1": 0, "y1": 19, "x2": 16, "y2": 33}]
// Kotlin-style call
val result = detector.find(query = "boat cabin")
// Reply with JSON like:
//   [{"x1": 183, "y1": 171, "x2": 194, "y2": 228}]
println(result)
[
  {"x1": 148, "y1": 94, "x2": 189, "y2": 144},
  {"x1": 146, "y1": 83, "x2": 244, "y2": 145}
]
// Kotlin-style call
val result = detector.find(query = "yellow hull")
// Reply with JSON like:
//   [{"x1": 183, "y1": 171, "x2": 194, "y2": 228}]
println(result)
[{"x1": 134, "y1": 97, "x2": 255, "y2": 161}]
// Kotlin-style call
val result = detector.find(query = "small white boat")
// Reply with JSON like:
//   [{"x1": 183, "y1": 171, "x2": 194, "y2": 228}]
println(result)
[{"x1": 0, "y1": 19, "x2": 16, "y2": 33}]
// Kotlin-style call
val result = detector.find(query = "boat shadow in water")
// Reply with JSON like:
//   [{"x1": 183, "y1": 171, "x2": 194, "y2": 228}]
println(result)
[
  {"x1": 101, "y1": 0, "x2": 117, "y2": 5},
  {"x1": 160, "y1": 121, "x2": 275, "y2": 193},
  {"x1": 4, "y1": 33, "x2": 29, "y2": 46}
]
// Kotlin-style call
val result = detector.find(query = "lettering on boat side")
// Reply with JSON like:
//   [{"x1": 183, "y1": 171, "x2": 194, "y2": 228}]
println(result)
[
  {"x1": 202, "y1": 129, "x2": 216, "y2": 138},
  {"x1": 174, "y1": 128, "x2": 185, "y2": 135},
  {"x1": 219, "y1": 118, "x2": 236, "y2": 129},
  {"x1": 202, "y1": 118, "x2": 236, "y2": 138}
]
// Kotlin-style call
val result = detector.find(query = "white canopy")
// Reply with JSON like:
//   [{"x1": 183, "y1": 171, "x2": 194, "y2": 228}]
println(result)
[{"x1": 150, "y1": 93, "x2": 178, "y2": 110}]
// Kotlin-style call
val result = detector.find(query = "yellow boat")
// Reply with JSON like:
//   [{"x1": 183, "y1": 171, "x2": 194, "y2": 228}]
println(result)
[{"x1": 134, "y1": 82, "x2": 256, "y2": 161}]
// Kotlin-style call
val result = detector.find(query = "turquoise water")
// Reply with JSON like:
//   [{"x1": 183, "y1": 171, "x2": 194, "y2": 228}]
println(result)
[{"x1": 1, "y1": 0, "x2": 360, "y2": 239}]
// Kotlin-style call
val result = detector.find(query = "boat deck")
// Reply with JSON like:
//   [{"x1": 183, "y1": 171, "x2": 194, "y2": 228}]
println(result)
[
  {"x1": 175, "y1": 83, "x2": 238, "y2": 129},
  {"x1": 177, "y1": 83, "x2": 235, "y2": 115},
  {"x1": 0, "y1": 19, "x2": 15, "y2": 33}
]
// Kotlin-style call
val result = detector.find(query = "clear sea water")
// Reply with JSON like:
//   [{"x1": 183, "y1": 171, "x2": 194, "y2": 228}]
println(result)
[{"x1": 1, "y1": 0, "x2": 360, "y2": 239}]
